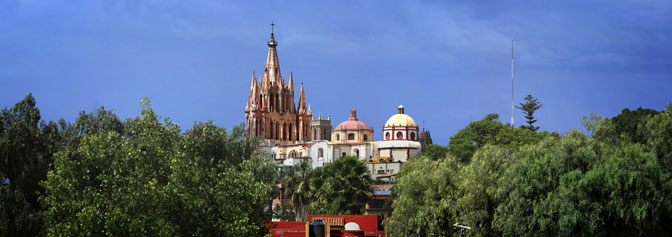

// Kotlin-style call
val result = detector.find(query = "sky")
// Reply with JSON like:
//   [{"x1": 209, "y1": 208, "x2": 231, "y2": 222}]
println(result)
[{"x1": 1, "y1": 0, "x2": 671, "y2": 145}]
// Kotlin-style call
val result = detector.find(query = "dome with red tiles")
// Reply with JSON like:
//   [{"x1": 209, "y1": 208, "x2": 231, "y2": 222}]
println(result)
[{"x1": 334, "y1": 110, "x2": 373, "y2": 131}]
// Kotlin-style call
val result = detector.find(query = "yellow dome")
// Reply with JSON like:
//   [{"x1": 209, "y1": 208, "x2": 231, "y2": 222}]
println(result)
[{"x1": 384, "y1": 105, "x2": 418, "y2": 127}]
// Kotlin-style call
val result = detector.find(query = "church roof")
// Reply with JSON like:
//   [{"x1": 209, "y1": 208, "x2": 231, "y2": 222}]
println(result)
[
  {"x1": 335, "y1": 110, "x2": 373, "y2": 131},
  {"x1": 384, "y1": 105, "x2": 418, "y2": 128}
]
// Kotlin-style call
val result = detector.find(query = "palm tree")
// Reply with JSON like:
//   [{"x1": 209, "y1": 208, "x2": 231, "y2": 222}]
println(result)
[
  {"x1": 311, "y1": 156, "x2": 373, "y2": 215},
  {"x1": 282, "y1": 161, "x2": 313, "y2": 221}
]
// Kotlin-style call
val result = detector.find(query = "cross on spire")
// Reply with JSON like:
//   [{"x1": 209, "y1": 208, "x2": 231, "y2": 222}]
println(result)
[{"x1": 270, "y1": 21, "x2": 275, "y2": 34}]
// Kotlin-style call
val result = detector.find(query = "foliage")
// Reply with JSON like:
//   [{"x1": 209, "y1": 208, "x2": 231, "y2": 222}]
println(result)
[
  {"x1": 388, "y1": 155, "x2": 461, "y2": 236},
  {"x1": 611, "y1": 107, "x2": 659, "y2": 144},
  {"x1": 419, "y1": 144, "x2": 449, "y2": 160},
  {"x1": 515, "y1": 94, "x2": 543, "y2": 131},
  {"x1": 447, "y1": 113, "x2": 543, "y2": 163},
  {"x1": 41, "y1": 98, "x2": 275, "y2": 236},
  {"x1": 282, "y1": 161, "x2": 313, "y2": 221},
  {"x1": 0, "y1": 94, "x2": 60, "y2": 236},
  {"x1": 494, "y1": 131, "x2": 672, "y2": 236},
  {"x1": 457, "y1": 145, "x2": 511, "y2": 236},
  {"x1": 311, "y1": 156, "x2": 372, "y2": 215}
]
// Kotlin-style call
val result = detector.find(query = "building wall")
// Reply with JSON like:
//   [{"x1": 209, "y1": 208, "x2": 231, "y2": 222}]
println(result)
[
  {"x1": 331, "y1": 130, "x2": 374, "y2": 145},
  {"x1": 367, "y1": 162, "x2": 402, "y2": 179}
]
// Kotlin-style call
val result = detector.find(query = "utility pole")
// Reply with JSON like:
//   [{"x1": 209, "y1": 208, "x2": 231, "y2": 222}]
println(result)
[{"x1": 511, "y1": 40, "x2": 515, "y2": 127}]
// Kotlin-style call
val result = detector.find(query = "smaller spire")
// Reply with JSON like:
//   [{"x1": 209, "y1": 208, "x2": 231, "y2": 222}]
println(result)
[
  {"x1": 250, "y1": 71, "x2": 257, "y2": 91},
  {"x1": 288, "y1": 72, "x2": 294, "y2": 92},
  {"x1": 328, "y1": 114, "x2": 331, "y2": 120}
]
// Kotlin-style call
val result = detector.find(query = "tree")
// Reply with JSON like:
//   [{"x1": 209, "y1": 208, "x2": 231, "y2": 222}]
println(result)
[
  {"x1": 419, "y1": 144, "x2": 449, "y2": 161},
  {"x1": 41, "y1": 98, "x2": 275, "y2": 236},
  {"x1": 311, "y1": 156, "x2": 372, "y2": 215},
  {"x1": 0, "y1": 94, "x2": 60, "y2": 236},
  {"x1": 388, "y1": 155, "x2": 461, "y2": 236},
  {"x1": 283, "y1": 161, "x2": 313, "y2": 221},
  {"x1": 457, "y1": 145, "x2": 511, "y2": 236},
  {"x1": 611, "y1": 107, "x2": 659, "y2": 144},
  {"x1": 448, "y1": 114, "x2": 542, "y2": 163},
  {"x1": 515, "y1": 94, "x2": 543, "y2": 131},
  {"x1": 494, "y1": 131, "x2": 672, "y2": 236}
]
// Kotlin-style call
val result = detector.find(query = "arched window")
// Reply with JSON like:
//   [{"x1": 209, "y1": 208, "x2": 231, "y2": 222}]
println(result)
[
  {"x1": 396, "y1": 132, "x2": 403, "y2": 139},
  {"x1": 289, "y1": 151, "x2": 297, "y2": 158},
  {"x1": 336, "y1": 134, "x2": 340, "y2": 141},
  {"x1": 354, "y1": 149, "x2": 360, "y2": 158},
  {"x1": 318, "y1": 148, "x2": 324, "y2": 158},
  {"x1": 385, "y1": 132, "x2": 390, "y2": 140},
  {"x1": 363, "y1": 134, "x2": 368, "y2": 141},
  {"x1": 348, "y1": 133, "x2": 355, "y2": 140},
  {"x1": 410, "y1": 132, "x2": 416, "y2": 140}
]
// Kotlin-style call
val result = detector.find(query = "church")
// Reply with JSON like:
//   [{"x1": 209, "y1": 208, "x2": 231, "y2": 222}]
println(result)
[
  {"x1": 244, "y1": 31, "x2": 312, "y2": 144},
  {"x1": 244, "y1": 30, "x2": 423, "y2": 178}
]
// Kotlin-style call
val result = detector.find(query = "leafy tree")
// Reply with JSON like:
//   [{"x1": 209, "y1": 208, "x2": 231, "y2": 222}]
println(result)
[
  {"x1": 0, "y1": 94, "x2": 60, "y2": 236},
  {"x1": 515, "y1": 94, "x2": 543, "y2": 131},
  {"x1": 448, "y1": 113, "x2": 542, "y2": 163},
  {"x1": 611, "y1": 107, "x2": 659, "y2": 144},
  {"x1": 311, "y1": 156, "x2": 372, "y2": 215},
  {"x1": 41, "y1": 98, "x2": 275, "y2": 236},
  {"x1": 641, "y1": 103, "x2": 672, "y2": 173},
  {"x1": 457, "y1": 145, "x2": 511, "y2": 236},
  {"x1": 283, "y1": 161, "x2": 313, "y2": 221},
  {"x1": 419, "y1": 144, "x2": 449, "y2": 160},
  {"x1": 494, "y1": 131, "x2": 672, "y2": 236},
  {"x1": 388, "y1": 155, "x2": 461, "y2": 236}
]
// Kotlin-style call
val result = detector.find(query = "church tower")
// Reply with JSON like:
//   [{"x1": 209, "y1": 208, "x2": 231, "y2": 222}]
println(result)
[{"x1": 245, "y1": 29, "x2": 312, "y2": 143}]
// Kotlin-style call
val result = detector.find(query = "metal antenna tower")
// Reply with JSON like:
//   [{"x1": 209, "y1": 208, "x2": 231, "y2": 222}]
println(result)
[{"x1": 511, "y1": 40, "x2": 515, "y2": 127}]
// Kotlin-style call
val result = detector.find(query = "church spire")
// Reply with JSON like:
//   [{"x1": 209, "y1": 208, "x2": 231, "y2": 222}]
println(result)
[
  {"x1": 250, "y1": 71, "x2": 257, "y2": 91},
  {"x1": 263, "y1": 24, "x2": 281, "y2": 86},
  {"x1": 298, "y1": 83, "x2": 307, "y2": 114},
  {"x1": 288, "y1": 72, "x2": 294, "y2": 92}
]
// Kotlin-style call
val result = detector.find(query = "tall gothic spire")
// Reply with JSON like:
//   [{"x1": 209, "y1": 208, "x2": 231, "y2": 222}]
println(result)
[
  {"x1": 263, "y1": 30, "x2": 281, "y2": 86},
  {"x1": 288, "y1": 72, "x2": 294, "y2": 92},
  {"x1": 250, "y1": 72, "x2": 257, "y2": 91},
  {"x1": 298, "y1": 83, "x2": 306, "y2": 113}
]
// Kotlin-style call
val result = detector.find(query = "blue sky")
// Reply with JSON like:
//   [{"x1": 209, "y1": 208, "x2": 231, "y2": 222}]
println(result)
[{"x1": 1, "y1": 0, "x2": 671, "y2": 144}]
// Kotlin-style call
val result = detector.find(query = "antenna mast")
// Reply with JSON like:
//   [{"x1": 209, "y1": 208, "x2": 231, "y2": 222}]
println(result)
[{"x1": 511, "y1": 40, "x2": 515, "y2": 127}]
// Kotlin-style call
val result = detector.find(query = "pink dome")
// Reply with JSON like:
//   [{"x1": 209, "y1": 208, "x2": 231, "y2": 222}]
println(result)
[{"x1": 334, "y1": 110, "x2": 373, "y2": 131}]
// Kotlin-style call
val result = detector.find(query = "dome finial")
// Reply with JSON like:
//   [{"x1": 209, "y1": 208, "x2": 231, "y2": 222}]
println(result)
[{"x1": 398, "y1": 105, "x2": 404, "y2": 114}]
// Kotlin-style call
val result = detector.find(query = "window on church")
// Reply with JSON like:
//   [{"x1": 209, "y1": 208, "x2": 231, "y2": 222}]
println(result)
[
  {"x1": 377, "y1": 170, "x2": 385, "y2": 175},
  {"x1": 385, "y1": 132, "x2": 390, "y2": 140},
  {"x1": 336, "y1": 134, "x2": 340, "y2": 141},
  {"x1": 348, "y1": 133, "x2": 355, "y2": 140},
  {"x1": 410, "y1": 132, "x2": 416, "y2": 140},
  {"x1": 363, "y1": 134, "x2": 368, "y2": 141},
  {"x1": 396, "y1": 132, "x2": 403, "y2": 139},
  {"x1": 318, "y1": 148, "x2": 324, "y2": 158}
]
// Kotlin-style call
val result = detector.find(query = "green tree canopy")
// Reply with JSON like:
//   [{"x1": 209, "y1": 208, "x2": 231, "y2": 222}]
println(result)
[
  {"x1": 311, "y1": 156, "x2": 372, "y2": 215},
  {"x1": 40, "y1": 98, "x2": 275, "y2": 236},
  {"x1": 282, "y1": 161, "x2": 313, "y2": 221},
  {"x1": 447, "y1": 113, "x2": 543, "y2": 163},
  {"x1": 494, "y1": 131, "x2": 672, "y2": 236},
  {"x1": 0, "y1": 94, "x2": 61, "y2": 236},
  {"x1": 388, "y1": 155, "x2": 461, "y2": 236}
]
